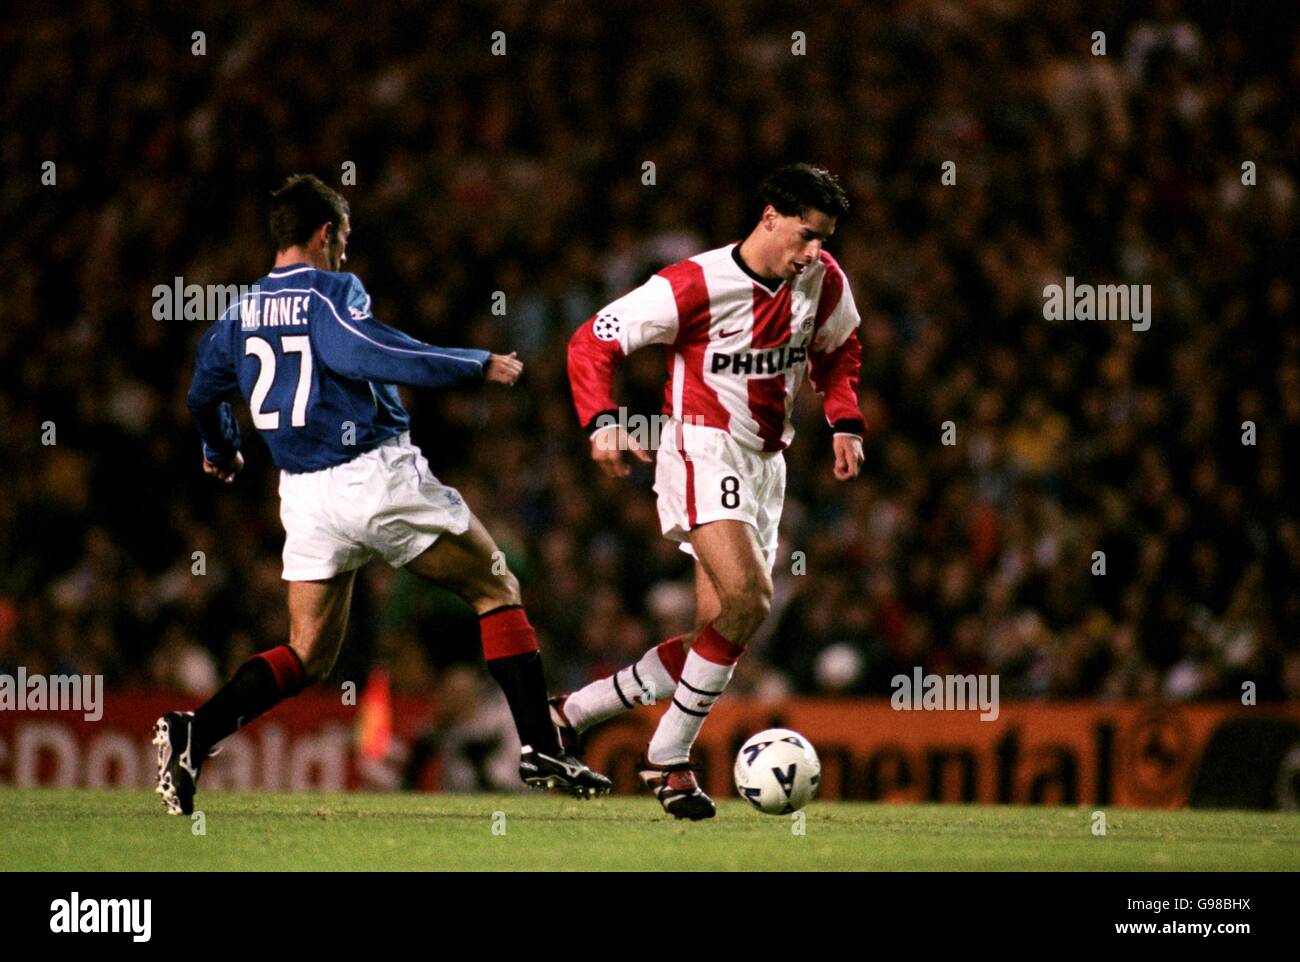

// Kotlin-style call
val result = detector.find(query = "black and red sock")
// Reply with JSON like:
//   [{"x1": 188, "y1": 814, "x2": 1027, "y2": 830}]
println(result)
[
  {"x1": 192, "y1": 645, "x2": 305, "y2": 757},
  {"x1": 480, "y1": 605, "x2": 562, "y2": 756}
]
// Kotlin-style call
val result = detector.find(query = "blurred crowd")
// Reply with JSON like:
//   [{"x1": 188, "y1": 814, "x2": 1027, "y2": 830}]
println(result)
[{"x1": 2, "y1": 0, "x2": 1297, "y2": 707}]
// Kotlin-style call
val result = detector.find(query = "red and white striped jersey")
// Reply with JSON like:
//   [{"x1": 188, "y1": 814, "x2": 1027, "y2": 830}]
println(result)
[{"x1": 568, "y1": 243, "x2": 865, "y2": 452}]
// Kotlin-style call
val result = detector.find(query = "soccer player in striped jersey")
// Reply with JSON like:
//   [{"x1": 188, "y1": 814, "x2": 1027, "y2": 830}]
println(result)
[
  {"x1": 155, "y1": 174, "x2": 609, "y2": 815},
  {"x1": 559, "y1": 165, "x2": 865, "y2": 819}
]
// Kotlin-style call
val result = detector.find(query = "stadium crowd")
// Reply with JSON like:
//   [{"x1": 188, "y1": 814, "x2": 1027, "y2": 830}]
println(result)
[{"x1": 2, "y1": 0, "x2": 1297, "y2": 707}]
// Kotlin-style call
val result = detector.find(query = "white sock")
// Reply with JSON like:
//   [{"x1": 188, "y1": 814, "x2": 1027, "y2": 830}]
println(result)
[
  {"x1": 563, "y1": 638, "x2": 684, "y2": 731},
  {"x1": 647, "y1": 629, "x2": 741, "y2": 765}
]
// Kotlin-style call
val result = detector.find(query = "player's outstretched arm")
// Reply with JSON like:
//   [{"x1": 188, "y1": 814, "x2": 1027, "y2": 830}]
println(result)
[
  {"x1": 315, "y1": 275, "x2": 493, "y2": 390},
  {"x1": 315, "y1": 308, "x2": 490, "y2": 389},
  {"x1": 484, "y1": 352, "x2": 523, "y2": 385}
]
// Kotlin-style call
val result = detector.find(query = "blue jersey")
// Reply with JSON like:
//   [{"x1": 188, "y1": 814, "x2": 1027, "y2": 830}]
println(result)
[{"x1": 187, "y1": 264, "x2": 490, "y2": 473}]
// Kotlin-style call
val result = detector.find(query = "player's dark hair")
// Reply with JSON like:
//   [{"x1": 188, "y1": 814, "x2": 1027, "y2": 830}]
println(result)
[
  {"x1": 758, "y1": 164, "x2": 849, "y2": 221},
  {"x1": 269, "y1": 174, "x2": 350, "y2": 250}
]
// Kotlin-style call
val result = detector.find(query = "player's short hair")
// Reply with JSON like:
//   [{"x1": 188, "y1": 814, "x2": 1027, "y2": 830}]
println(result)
[
  {"x1": 269, "y1": 174, "x2": 350, "y2": 250},
  {"x1": 758, "y1": 164, "x2": 849, "y2": 221}
]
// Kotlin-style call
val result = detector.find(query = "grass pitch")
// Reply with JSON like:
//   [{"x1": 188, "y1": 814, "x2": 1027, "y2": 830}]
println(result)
[{"x1": 1, "y1": 789, "x2": 1297, "y2": 871}]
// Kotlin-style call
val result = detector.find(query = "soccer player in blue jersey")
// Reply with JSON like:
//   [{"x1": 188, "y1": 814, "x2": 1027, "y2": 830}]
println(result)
[{"x1": 154, "y1": 174, "x2": 609, "y2": 814}]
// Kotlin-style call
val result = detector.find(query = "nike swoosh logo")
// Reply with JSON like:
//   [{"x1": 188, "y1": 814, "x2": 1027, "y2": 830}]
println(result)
[
  {"x1": 718, "y1": 328, "x2": 743, "y2": 338},
  {"x1": 537, "y1": 753, "x2": 584, "y2": 777}
]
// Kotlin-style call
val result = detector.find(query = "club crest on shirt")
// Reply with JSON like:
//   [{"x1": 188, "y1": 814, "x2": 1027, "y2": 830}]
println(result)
[{"x1": 790, "y1": 290, "x2": 814, "y2": 334}]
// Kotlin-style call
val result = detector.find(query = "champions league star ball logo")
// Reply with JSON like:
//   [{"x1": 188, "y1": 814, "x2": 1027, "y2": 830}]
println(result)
[{"x1": 592, "y1": 313, "x2": 621, "y2": 341}]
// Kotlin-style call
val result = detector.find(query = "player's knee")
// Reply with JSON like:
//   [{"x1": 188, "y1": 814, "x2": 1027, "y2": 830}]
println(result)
[
  {"x1": 496, "y1": 568, "x2": 523, "y2": 608},
  {"x1": 717, "y1": 576, "x2": 772, "y2": 640},
  {"x1": 472, "y1": 567, "x2": 521, "y2": 613}
]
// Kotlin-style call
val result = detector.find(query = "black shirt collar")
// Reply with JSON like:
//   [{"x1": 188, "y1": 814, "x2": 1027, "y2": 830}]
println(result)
[{"x1": 731, "y1": 244, "x2": 783, "y2": 294}]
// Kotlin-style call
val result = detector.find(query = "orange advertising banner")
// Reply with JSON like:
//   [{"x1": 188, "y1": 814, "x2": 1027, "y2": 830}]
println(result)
[{"x1": 2, "y1": 692, "x2": 1297, "y2": 808}]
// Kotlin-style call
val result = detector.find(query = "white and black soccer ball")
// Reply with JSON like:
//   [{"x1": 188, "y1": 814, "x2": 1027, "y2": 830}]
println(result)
[{"x1": 733, "y1": 728, "x2": 820, "y2": 815}]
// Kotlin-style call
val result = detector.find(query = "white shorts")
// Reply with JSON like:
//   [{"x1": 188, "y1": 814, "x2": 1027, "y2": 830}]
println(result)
[
  {"x1": 653, "y1": 419, "x2": 786, "y2": 572},
  {"x1": 278, "y1": 432, "x2": 471, "y2": 581}
]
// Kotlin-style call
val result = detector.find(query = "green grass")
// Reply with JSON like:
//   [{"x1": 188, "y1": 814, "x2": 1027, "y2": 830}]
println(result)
[{"x1": 1, "y1": 789, "x2": 1297, "y2": 871}]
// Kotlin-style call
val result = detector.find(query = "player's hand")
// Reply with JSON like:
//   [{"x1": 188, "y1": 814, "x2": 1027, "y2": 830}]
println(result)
[
  {"x1": 203, "y1": 451, "x2": 244, "y2": 484},
  {"x1": 832, "y1": 434, "x2": 863, "y2": 481},
  {"x1": 590, "y1": 425, "x2": 652, "y2": 478},
  {"x1": 485, "y1": 352, "x2": 523, "y2": 385}
]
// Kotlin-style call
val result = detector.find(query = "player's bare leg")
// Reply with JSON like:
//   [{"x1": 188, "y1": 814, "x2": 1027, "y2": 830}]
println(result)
[
  {"x1": 403, "y1": 514, "x2": 611, "y2": 797},
  {"x1": 402, "y1": 513, "x2": 521, "y2": 612},
  {"x1": 155, "y1": 571, "x2": 357, "y2": 814},
  {"x1": 286, "y1": 572, "x2": 357, "y2": 680},
  {"x1": 553, "y1": 563, "x2": 722, "y2": 748},
  {"x1": 638, "y1": 519, "x2": 771, "y2": 819},
  {"x1": 691, "y1": 562, "x2": 725, "y2": 642}
]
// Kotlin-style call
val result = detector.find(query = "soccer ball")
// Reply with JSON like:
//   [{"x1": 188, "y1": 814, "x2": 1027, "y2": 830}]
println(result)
[{"x1": 733, "y1": 728, "x2": 820, "y2": 814}]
